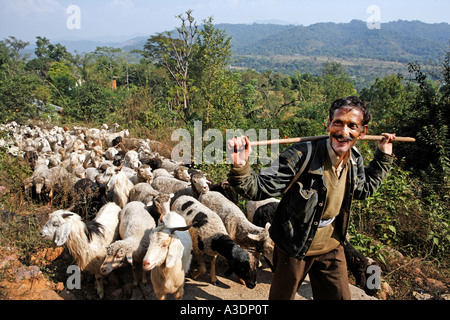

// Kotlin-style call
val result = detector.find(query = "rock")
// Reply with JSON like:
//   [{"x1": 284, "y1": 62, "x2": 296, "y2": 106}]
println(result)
[
  {"x1": 413, "y1": 291, "x2": 434, "y2": 300},
  {"x1": 58, "y1": 288, "x2": 77, "y2": 300},
  {"x1": 38, "y1": 289, "x2": 63, "y2": 300},
  {"x1": 441, "y1": 294, "x2": 450, "y2": 300},
  {"x1": 0, "y1": 256, "x2": 15, "y2": 268},
  {"x1": 425, "y1": 278, "x2": 446, "y2": 292},
  {"x1": 55, "y1": 282, "x2": 65, "y2": 291},
  {"x1": 31, "y1": 247, "x2": 64, "y2": 265},
  {"x1": 0, "y1": 185, "x2": 8, "y2": 194},
  {"x1": 14, "y1": 266, "x2": 41, "y2": 282},
  {"x1": 382, "y1": 245, "x2": 405, "y2": 263},
  {"x1": 377, "y1": 281, "x2": 394, "y2": 300}
]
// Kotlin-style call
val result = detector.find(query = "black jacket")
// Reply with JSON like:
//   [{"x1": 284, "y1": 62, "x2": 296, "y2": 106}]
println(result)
[{"x1": 228, "y1": 138, "x2": 394, "y2": 260}]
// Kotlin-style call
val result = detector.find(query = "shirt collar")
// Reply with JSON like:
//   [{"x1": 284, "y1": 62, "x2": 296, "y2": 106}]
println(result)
[
  {"x1": 326, "y1": 138, "x2": 356, "y2": 172},
  {"x1": 327, "y1": 138, "x2": 345, "y2": 167}
]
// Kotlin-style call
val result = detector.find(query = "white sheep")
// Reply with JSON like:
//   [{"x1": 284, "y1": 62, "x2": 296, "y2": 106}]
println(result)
[
  {"x1": 105, "y1": 128, "x2": 130, "y2": 147},
  {"x1": 23, "y1": 157, "x2": 49, "y2": 196},
  {"x1": 83, "y1": 145, "x2": 103, "y2": 169},
  {"x1": 104, "y1": 147, "x2": 119, "y2": 160},
  {"x1": 173, "y1": 166, "x2": 190, "y2": 182},
  {"x1": 40, "y1": 202, "x2": 121, "y2": 299},
  {"x1": 151, "y1": 175, "x2": 190, "y2": 195},
  {"x1": 160, "y1": 158, "x2": 181, "y2": 172},
  {"x1": 171, "y1": 195, "x2": 258, "y2": 289},
  {"x1": 171, "y1": 170, "x2": 210, "y2": 203},
  {"x1": 100, "y1": 201, "x2": 156, "y2": 288},
  {"x1": 100, "y1": 165, "x2": 120, "y2": 185},
  {"x1": 142, "y1": 221, "x2": 192, "y2": 300},
  {"x1": 129, "y1": 164, "x2": 154, "y2": 185},
  {"x1": 123, "y1": 150, "x2": 141, "y2": 169},
  {"x1": 85, "y1": 167, "x2": 100, "y2": 182},
  {"x1": 111, "y1": 171, "x2": 135, "y2": 208},
  {"x1": 118, "y1": 165, "x2": 136, "y2": 180},
  {"x1": 152, "y1": 168, "x2": 172, "y2": 179},
  {"x1": 199, "y1": 191, "x2": 274, "y2": 268},
  {"x1": 129, "y1": 182, "x2": 159, "y2": 205}
]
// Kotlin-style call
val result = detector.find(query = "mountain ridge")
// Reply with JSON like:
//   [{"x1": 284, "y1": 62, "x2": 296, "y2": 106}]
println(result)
[{"x1": 26, "y1": 20, "x2": 449, "y2": 62}]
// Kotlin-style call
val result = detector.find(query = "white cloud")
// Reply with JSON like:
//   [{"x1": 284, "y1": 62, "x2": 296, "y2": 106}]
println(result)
[{"x1": 5, "y1": 0, "x2": 64, "y2": 17}]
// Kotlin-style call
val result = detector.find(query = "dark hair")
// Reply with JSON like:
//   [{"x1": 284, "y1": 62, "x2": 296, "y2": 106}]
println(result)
[{"x1": 329, "y1": 96, "x2": 371, "y2": 126}]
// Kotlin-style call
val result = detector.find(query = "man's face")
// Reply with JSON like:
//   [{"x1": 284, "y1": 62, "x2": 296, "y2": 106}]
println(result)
[{"x1": 326, "y1": 107, "x2": 368, "y2": 157}]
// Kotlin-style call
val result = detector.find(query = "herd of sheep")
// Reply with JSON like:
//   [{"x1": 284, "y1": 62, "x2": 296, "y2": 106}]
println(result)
[{"x1": 0, "y1": 121, "x2": 275, "y2": 300}]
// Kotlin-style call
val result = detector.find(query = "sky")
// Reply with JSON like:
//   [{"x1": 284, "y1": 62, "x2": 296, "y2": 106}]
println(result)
[{"x1": 1, "y1": 0, "x2": 450, "y2": 43}]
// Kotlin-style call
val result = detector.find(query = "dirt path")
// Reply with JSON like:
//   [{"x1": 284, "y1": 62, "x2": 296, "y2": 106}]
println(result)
[
  {"x1": 128, "y1": 257, "x2": 377, "y2": 301},
  {"x1": 0, "y1": 246, "x2": 376, "y2": 301}
]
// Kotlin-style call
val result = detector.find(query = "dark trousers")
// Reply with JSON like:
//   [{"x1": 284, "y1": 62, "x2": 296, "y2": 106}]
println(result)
[{"x1": 268, "y1": 244, "x2": 351, "y2": 300}]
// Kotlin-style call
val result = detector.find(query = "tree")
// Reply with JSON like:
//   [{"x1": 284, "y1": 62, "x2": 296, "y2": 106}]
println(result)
[
  {"x1": 47, "y1": 61, "x2": 77, "y2": 106},
  {"x1": 321, "y1": 61, "x2": 356, "y2": 103},
  {"x1": 144, "y1": 10, "x2": 198, "y2": 122},
  {"x1": 0, "y1": 76, "x2": 39, "y2": 123},
  {"x1": 26, "y1": 37, "x2": 72, "y2": 79},
  {"x1": 192, "y1": 17, "x2": 244, "y2": 128},
  {"x1": 67, "y1": 82, "x2": 111, "y2": 122},
  {"x1": 92, "y1": 46, "x2": 122, "y2": 88},
  {"x1": 0, "y1": 36, "x2": 29, "y2": 79},
  {"x1": 359, "y1": 74, "x2": 413, "y2": 131}
]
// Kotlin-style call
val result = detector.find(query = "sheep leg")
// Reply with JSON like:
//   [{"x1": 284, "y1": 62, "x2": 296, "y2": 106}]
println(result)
[
  {"x1": 138, "y1": 266, "x2": 151, "y2": 299},
  {"x1": 137, "y1": 270, "x2": 151, "y2": 300},
  {"x1": 173, "y1": 283, "x2": 184, "y2": 300},
  {"x1": 154, "y1": 289, "x2": 166, "y2": 300},
  {"x1": 191, "y1": 251, "x2": 207, "y2": 280},
  {"x1": 254, "y1": 252, "x2": 263, "y2": 268},
  {"x1": 95, "y1": 274, "x2": 105, "y2": 299},
  {"x1": 210, "y1": 255, "x2": 218, "y2": 285},
  {"x1": 131, "y1": 263, "x2": 139, "y2": 287},
  {"x1": 141, "y1": 267, "x2": 149, "y2": 286}
]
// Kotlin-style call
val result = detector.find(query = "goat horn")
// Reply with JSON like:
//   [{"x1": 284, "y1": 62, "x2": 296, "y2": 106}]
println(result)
[{"x1": 168, "y1": 224, "x2": 193, "y2": 234}]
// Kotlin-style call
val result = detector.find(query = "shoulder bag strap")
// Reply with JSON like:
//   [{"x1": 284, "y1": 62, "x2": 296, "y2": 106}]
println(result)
[{"x1": 282, "y1": 141, "x2": 312, "y2": 195}]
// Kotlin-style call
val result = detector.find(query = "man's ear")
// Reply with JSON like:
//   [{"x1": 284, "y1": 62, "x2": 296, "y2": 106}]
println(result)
[
  {"x1": 359, "y1": 125, "x2": 368, "y2": 139},
  {"x1": 326, "y1": 119, "x2": 331, "y2": 133}
]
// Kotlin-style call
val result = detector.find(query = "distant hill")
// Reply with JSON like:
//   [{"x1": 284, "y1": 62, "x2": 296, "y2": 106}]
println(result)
[
  {"x1": 216, "y1": 20, "x2": 450, "y2": 63},
  {"x1": 54, "y1": 20, "x2": 449, "y2": 63},
  {"x1": 55, "y1": 37, "x2": 148, "y2": 54}
]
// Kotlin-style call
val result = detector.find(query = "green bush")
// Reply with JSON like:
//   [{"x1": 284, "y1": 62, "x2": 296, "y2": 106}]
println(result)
[
  {"x1": 350, "y1": 162, "x2": 449, "y2": 265},
  {"x1": 0, "y1": 76, "x2": 40, "y2": 123}
]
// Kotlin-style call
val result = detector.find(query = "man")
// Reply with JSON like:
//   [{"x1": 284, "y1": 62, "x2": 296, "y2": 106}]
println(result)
[{"x1": 227, "y1": 96, "x2": 395, "y2": 300}]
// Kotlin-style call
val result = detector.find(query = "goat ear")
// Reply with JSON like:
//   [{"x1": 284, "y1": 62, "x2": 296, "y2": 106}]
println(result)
[
  {"x1": 166, "y1": 238, "x2": 183, "y2": 268},
  {"x1": 126, "y1": 252, "x2": 133, "y2": 265},
  {"x1": 264, "y1": 222, "x2": 271, "y2": 231},
  {"x1": 247, "y1": 233, "x2": 261, "y2": 241},
  {"x1": 54, "y1": 221, "x2": 71, "y2": 246}
]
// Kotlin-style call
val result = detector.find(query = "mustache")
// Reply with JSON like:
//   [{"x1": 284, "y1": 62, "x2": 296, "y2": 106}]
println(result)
[{"x1": 332, "y1": 134, "x2": 353, "y2": 142}]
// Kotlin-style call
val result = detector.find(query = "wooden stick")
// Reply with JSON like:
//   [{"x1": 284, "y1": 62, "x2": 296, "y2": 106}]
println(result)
[{"x1": 250, "y1": 135, "x2": 415, "y2": 146}]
